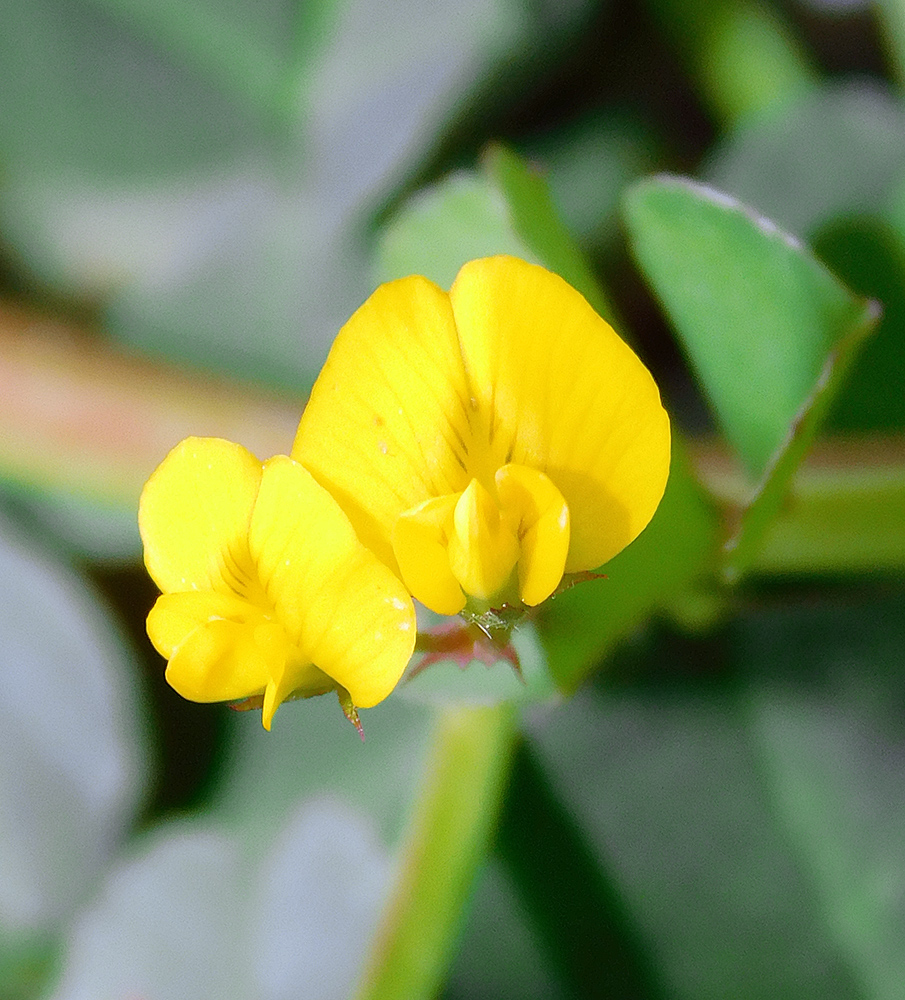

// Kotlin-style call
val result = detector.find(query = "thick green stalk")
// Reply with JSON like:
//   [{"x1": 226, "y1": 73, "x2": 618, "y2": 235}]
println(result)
[
  {"x1": 693, "y1": 436, "x2": 905, "y2": 575},
  {"x1": 353, "y1": 704, "x2": 517, "y2": 1000}
]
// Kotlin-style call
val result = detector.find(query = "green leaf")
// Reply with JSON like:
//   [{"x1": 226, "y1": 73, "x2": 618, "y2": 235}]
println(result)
[
  {"x1": 874, "y1": 0, "x2": 905, "y2": 89},
  {"x1": 0, "y1": 2, "x2": 276, "y2": 182},
  {"x1": 645, "y1": 0, "x2": 816, "y2": 126},
  {"x1": 482, "y1": 143, "x2": 615, "y2": 319},
  {"x1": 376, "y1": 143, "x2": 613, "y2": 320},
  {"x1": 374, "y1": 170, "x2": 533, "y2": 289},
  {"x1": 86, "y1": 0, "x2": 302, "y2": 125},
  {"x1": 720, "y1": 307, "x2": 877, "y2": 583},
  {"x1": 0, "y1": 0, "x2": 532, "y2": 391},
  {"x1": 754, "y1": 459, "x2": 905, "y2": 574},
  {"x1": 0, "y1": 933, "x2": 57, "y2": 1000},
  {"x1": 530, "y1": 591, "x2": 905, "y2": 999},
  {"x1": 495, "y1": 743, "x2": 668, "y2": 1000},
  {"x1": 517, "y1": 109, "x2": 661, "y2": 254},
  {"x1": 213, "y1": 692, "x2": 434, "y2": 846},
  {"x1": 48, "y1": 801, "x2": 392, "y2": 999},
  {"x1": 697, "y1": 437, "x2": 905, "y2": 576},
  {"x1": 624, "y1": 175, "x2": 877, "y2": 477},
  {"x1": 250, "y1": 800, "x2": 394, "y2": 1000},
  {"x1": 49, "y1": 828, "x2": 252, "y2": 999},
  {"x1": 742, "y1": 594, "x2": 905, "y2": 1000},
  {"x1": 816, "y1": 217, "x2": 905, "y2": 433},
  {"x1": 528, "y1": 653, "x2": 867, "y2": 1000},
  {"x1": 624, "y1": 176, "x2": 877, "y2": 581},
  {"x1": 447, "y1": 859, "x2": 569, "y2": 1000}
]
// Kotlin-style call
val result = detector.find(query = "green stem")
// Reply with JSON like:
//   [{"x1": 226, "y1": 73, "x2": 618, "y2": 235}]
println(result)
[
  {"x1": 353, "y1": 704, "x2": 517, "y2": 1000},
  {"x1": 693, "y1": 435, "x2": 905, "y2": 575}
]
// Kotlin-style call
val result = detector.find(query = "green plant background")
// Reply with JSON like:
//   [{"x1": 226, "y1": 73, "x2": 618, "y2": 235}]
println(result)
[{"x1": 1, "y1": 1, "x2": 904, "y2": 998}]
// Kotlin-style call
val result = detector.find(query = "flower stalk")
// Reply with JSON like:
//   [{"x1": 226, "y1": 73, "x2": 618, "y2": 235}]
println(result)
[{"x1": 353, "y1": 704, "x2": 517, "y2": 1000}]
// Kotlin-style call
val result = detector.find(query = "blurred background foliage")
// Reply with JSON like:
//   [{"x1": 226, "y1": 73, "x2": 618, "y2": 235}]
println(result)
[{"x1": 1, "y1": 0, "x2": 904, "y2": 997}]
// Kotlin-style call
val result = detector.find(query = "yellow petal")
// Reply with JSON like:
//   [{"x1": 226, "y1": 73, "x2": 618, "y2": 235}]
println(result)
[
  {"x1": 248, "y1": 456, "x2": 416, "y2": 708},
  {"x1": 139, "y1": 437, "x2": 262, "y2": 594},
  {"x1": 292, "y1": 276, "x2": 473, "y2": 573},
  {"x1": 496, "y1": 463, "x2": 570, "y2": 606},
  {"x1": 153, "y1": 590, "x2": 333, "y2": 727},
  {"x1": 146, "y1": 589, "x2": 255, "y2": 659},
  {"x1": 448, "y1": 479, "x2": 519, "y2": 603},
  {"x1": 260, "y1": 650, "x2": 335, "y2": 731},
  {"x1": 393, "y1": 494, "x2": 465, "y2": 616},
  {"x1": 162, "y1": 614, "x2": 275, "y2": 704},
  {"x1": 449, "y1": 256, "x2": 671, "y2": 571},
  {"x1": 262, "y1": 673, "x2": 292, "y2": 732}
]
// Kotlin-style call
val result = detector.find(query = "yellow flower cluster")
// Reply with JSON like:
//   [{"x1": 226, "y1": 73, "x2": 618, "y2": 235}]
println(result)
[{"x1": 140, "y1": 256, "x2": 671, "y2": 730}]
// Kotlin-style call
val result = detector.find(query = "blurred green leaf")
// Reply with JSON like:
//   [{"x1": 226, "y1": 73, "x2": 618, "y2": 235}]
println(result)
[
  {"x1": 0, "y1": 514, "x2": 147, "y2": 942},
  {"x1": 645, "y1": 0, "x2": 816, "y2": 126},
  {"x1": 445, "y1": 859, "x2": 569, "y2": 1000},
  {"x1": 754, "y1": 466, "x2": 905, "y2": 575},
  {"x1": 48, "y1": 801, "x2": 392, "y2": 1000},
  {"x1": 483, "y1": 143, "x2": 614, "y2": 319},
  {"x1": 375, "y1": 170, "x2": 533, "y2": 289},
  {"x1": 213, "y1": 693, "x2": 433, "y2": 847},
  {"x1": 743, "y1": 594, "x2": 905, "y2": 1000},
  {"x1": 0, "y1": 488, "x2": 142, "y2": 563},
  {"x1": 495, "y1": 742, "x2": 668, "y2": 1000},
  {"x1": 0, "y1": 0, "x2": 534, "y2": 389},
  {"x1": 88, "y1": 0, "x2": 294, "y2": 122},
  {"x1": 528, "y1": 639, "x2": 869, "y2": 1000},
  {"x1": 49, "y1": 828, "x2": 252, "y2": 1000},
  {"x1": 696, "y1": 437, "x2": 905, "y2": 576},
  {"x1": 518, "y1": 110, "x2": 661, "y2": 255},
  {"x1": 816, "y1": 217, "x2": 905, "y2": 433},
  {"x1": 250, "y1": 800, "x2": 393, "y2": 1000},
  {"x1": 0, "y1": 934, "x2": 57, "y2": 1000},
  {"x1": 705, "y1": 80, "x2": 905, "y2": 239},
  {"x1": 0, "y1": 1, "x2": 276, "y2": 181},
  {"x1": 0, "y1": 0, "x2": 348, "y2": 392},
  {"x1": 376, "y1": 143, "x2": 612, "y2": 320},
  {"x1": 86, "y1": 0, "x2": 327, "y2": 126},
  {"x1": 861, "y1": 0, "x2": 905, "y2": 95}
]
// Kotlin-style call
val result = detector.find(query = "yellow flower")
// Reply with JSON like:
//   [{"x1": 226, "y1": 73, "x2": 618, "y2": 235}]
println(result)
[
  {"x1": 293, "y1": 256, "x2": 670, "y2": 620},
  {"x1": 139, "y1": 437, "x2": 416, "y2": 730}
]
